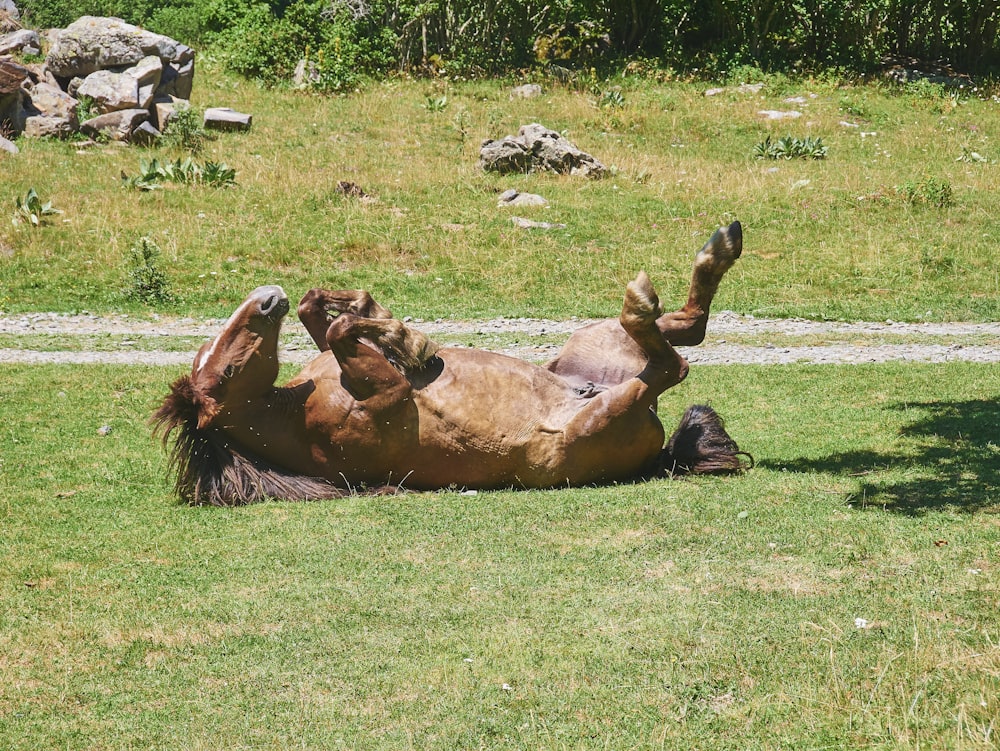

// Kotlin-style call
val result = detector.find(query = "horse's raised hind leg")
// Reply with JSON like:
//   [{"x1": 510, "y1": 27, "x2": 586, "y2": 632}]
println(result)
[
  {"x1": 298, "y1": 289, "x2": 394, "y2": 351},
  {"x1": 559, "y1": 273, "x2": 688, "y2": 483},
  {"x1": 657, "y1": 220, "x2": 742, "y2": 346}
]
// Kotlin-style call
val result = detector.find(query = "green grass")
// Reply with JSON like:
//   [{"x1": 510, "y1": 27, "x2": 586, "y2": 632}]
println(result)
[
  {"x1": 2, "y1": 70, "x2": 1000, "y2": 321},
  {"x1": 1, "y1": 361, "x2": 997, "y2": 748}
]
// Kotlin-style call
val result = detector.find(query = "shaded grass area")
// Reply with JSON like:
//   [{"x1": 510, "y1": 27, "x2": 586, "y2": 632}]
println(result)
[
  {"x1": 2, "y1": 73, "x2": 1000, "y2": 321},
  {"x1": 1, "y1": 362, "x2": 997, "y2": 748}
]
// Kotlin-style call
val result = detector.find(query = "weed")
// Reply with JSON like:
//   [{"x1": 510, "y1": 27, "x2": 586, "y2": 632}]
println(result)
[
  {"x1": 898, "y1": 177, "x2": 954, "y2": 208},
  {"x1": 753, "y1": 135, "x2": 828, "y2": 159},
  {"x1": 123, "y1": 236, "x2": 173, "y2": 304},
  {"x1": 121, "y1": 158, "x2": 237, "y2": 190},
  {"x1": 163, "y1": 105, "x2": 209, "y2": 153},
  {"x1": 597, "y1": 88, "x2": 625, "y2": 109},
  {"x1": 422, "y1": 95, "x2": 448, "y2": 112},
  {"x1": 11, "y1": 187, "x2": 61, "y2": 227},
  {"x1": 75, "y1": 95, "x2": 98, "y2": 123}
]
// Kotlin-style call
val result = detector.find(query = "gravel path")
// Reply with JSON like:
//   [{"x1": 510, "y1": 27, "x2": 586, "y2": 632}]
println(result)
[{"x1": 2, "y1": 310, "x2": 1000, "y2": 366}]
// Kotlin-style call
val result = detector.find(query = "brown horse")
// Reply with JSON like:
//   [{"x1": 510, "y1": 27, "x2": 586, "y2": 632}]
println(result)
[{"x1": 153, "y1": 222, "x2": 750, "y2": 505}]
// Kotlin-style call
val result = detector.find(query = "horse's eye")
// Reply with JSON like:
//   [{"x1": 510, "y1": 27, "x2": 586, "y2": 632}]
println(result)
[{"x1": 223, "y1": 364, "x2": 235, "y2": 379}]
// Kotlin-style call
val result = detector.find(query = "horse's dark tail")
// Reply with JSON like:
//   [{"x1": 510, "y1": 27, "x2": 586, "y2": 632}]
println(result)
[
  {"x1": 659, "y1": 404, "x2": 753, "y2": 477},
  {"x1": 150, "y1": 376, "x2": 354, "y2": 506}
]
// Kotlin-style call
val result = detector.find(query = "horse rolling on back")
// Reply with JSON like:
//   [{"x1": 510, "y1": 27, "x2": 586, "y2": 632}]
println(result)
[{"x1": 153, "y1": 222, "x2": 751, "y2": 505}]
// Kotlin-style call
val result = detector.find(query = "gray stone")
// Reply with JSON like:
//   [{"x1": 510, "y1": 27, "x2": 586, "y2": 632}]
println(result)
[
  {"x1": 0, "y1": 133, "x2": 17, "y2": 153},
  {"x1": 77, "y1": 69, "x2": 139, "y2": 113},
  {"x1": 293, "y1": 58, "x2": 320, "y2": 87},
  {"x1": 23, "y1": 114, "x2": 74, "y2": 138},
  {"x1": 203, "y1": 106, "x2": 251, "y2": 131},
  {"x1": 46, "y1": 16, "x2": 193, "y2": 78},
  {"x1": 510, "y1": 83, "x2": 542, "y2": 99},
  {"x1": 152, "y1": 96, "x2": 184, "y2": 130},
  {"x1": 1, "y1": 0, "x2": 20, "y2": 23},
  {"x1": 129, "y1": 119, "x2": 160, "y2": 145},
  {"x1": 510, "y1": 216, "x2": 566, "y2": 230},
  {"x1": 26, "y1": 82, "x2": 77, "y2": 121},
  {"x1": 80, "y1": 107, "x2": 148, "y2": 141},
  {"x1": 480, "y1": 123, "x2": 605, "y2": 178},
  {"x1": 497, "y1": 189, "x2": 548, "y2": 208},
  {"x1": 478, "y1": 136, "x2": 532, "y2": 174},
  {"x1": 124, "y1": 55, "x2": 162, "y2": 108},
  {"x1": 0, "y1": 29, "x2": 39, "y2": 55}
]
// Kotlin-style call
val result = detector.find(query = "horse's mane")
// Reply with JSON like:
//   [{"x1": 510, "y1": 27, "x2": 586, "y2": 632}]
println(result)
[
  {"x1": 660, "y1": 404, "x2": 754, "y2": 476},
  {"x1": 150, "y1": 375, "x2": 353, "y2": 506}
]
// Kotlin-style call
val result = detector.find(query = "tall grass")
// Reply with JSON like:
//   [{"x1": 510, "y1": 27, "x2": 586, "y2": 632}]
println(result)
[{"x1": 2, "y1": 69, "x2": 999, "y2": 321}]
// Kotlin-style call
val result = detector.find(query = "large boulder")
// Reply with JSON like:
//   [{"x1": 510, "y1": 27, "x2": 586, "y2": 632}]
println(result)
[
  {"x1": 23, "y1": 81, "x2": 77, "y2": 137},
  {"x1": 480, "y1": 123, "x2": 606, "y2": 178},
  {"x1": 45, "y1": 16, "x2": 193, "y2": 79}
]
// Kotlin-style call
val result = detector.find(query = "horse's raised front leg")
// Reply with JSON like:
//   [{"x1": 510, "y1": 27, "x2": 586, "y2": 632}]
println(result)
[
  {"x1": 657, "y1": 220, "x2": 742, "y2": 346},
  {"x1": 325, "y1": 313, "x2": 440, "y2": 403},
  {"x1": 298, "y1": 289, "x2": 394, "y2": 351}
]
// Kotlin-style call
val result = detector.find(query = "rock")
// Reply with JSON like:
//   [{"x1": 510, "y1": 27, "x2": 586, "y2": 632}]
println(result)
[
  {"x1": 497, "y1": 189, "x2": 548, "y2": 208},
  {"x1": 152, "y1": 96, "x2": 184, "y2": 130},
  {"x1": 511, "y1": 216, "x2": 566, "y2": 230},
  {"x1": 203, "y1": 106, "x2": 251, "y2": 131},
  {"x1": 46, "y1": 16, "x2": 193, "y2": 78},
  {"x1": 156, "y1": 58, "x2": 193, "y2": 99},
  {"x1": 125, "y1": 55, "x2": 162, "y2": 109},
  {"x1": 129, "y1": 119, "x2": 160, "y2": 145},
  {"x1": 478, "y1": 136, "x2": 532, "y2": 174},
  {"x1": 77, "y1": 69, "x2": 139, "y2": 113},
  {"x1": 1, "y1": 0, "x2": 20, "y2": 23},
  {"x1": 23, "y1": 114, "x2": 74, "y2": 138},
  {"x1": 510, "y1": 83, "x2": 542, "y2": 99},
  {"x1": 0, "y1": 133, "x2": 17, "y2": 153},
  {"x1": 0, "y1": 58, "x2": 28, "y2": 94},
  {"x1": 26, "y1": 82, "x2": 77, "y2": 121},
  {"x1": 480, "y1": 123, "x2": 606, "y2": 178},
  {"x1": 0, "y1": 28, "x2": 39, "y2": 55},
  {"x1": 293, "y1": 58, "x2": 320, "y2": 87},
  {"x1": 758, "y1": 110, "x2": 802, "y2": 120},
  {"x1": 79, "y1": 107, "x2": 148, "y2": 141}
]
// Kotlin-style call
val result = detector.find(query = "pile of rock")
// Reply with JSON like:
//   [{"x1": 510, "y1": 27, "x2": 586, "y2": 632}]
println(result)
[
  {"x1": 1, "y1": 14, "x2": 251, "y2": 151},
  {"x1": 479, "y1": 123, "x2": 605, "y2": 178}
]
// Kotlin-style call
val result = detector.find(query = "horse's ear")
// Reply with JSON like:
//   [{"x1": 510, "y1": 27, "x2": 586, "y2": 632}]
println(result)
[{"x1": 196, "y1": 395, "x2": 221, "y2": 430}]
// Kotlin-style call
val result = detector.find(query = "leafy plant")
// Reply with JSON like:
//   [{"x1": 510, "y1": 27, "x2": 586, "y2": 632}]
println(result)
[
  {"x1": 75, "y1": 95, "x2": 98, "y2": 123},
  {"x1": 753, "y1": 135, "x2": 828, "y2": 160},
  {"x1": 163, "y1": 105, "x2": 209, "y2": 153},
  {"x1": 898, "y1": 177, "x2": 954, "y2": 208},
  {"x1": 121, "y1": 158, "x2": 237, "y2": 190},
  {"x1": 597, "y1": 88, "x2": 625, "y2": 109},
  {"x1": 422, "y1": 95, "x2": 448, "y2": 112},
  {"x1": 123, "y1": 236, "x2": 173, "y2": 304},
  {"x1": 201, "y1": 161, "x2": 238, "y2": 187},
  {"x1": 11, "y1": 187, "x2": 62, "y2": 227}
]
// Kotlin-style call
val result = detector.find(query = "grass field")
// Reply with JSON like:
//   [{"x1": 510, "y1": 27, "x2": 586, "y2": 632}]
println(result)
[
  {"x1": 2, "y1": 68, "x2": 999, "y2": 749},
  {"x1": 2, "y1": 68, "x2": 999, "y2": 321},
  {"x1": 0, "y1": 361, "x2": 997, "y2": 749}
]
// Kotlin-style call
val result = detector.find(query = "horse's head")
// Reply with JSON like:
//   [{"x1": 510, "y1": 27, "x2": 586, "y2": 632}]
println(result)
[{"x1": 189, "y1": 285, "x2": 289, "y2": 428}]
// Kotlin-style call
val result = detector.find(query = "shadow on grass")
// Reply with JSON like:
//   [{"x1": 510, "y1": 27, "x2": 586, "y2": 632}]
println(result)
[{"x1": 764, "y1": 399, "x2": 1000, "y2": 515}]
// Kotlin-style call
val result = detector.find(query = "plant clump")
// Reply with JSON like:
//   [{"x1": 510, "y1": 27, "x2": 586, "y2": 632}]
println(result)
[
  {"x1": 123, "y1": 236, "x2": 174, "y2": 304},
  {"x1": 11, "y1": 188, "x2": 61, "y2": 227},
  {"x1": 753, "y1": 135, "x2": 828, "y2": 160}
]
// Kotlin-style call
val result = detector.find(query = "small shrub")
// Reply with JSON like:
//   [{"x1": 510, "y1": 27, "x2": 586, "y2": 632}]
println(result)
[
  {"x1": 124, "y1": 236, "x2": 173, "y2": 305},
  {"x1": 898, "y1": 177, "x2": 954, "y2": 208},
  {"x1": 753, "y1": 135, "x2": 828, "y2": 160},
  {"x1": 12, "y1": 187, "x2": 62, "y2": 227},
  {"x1": 163, "y1": 105, "x2": 209, "y2": 153}
]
